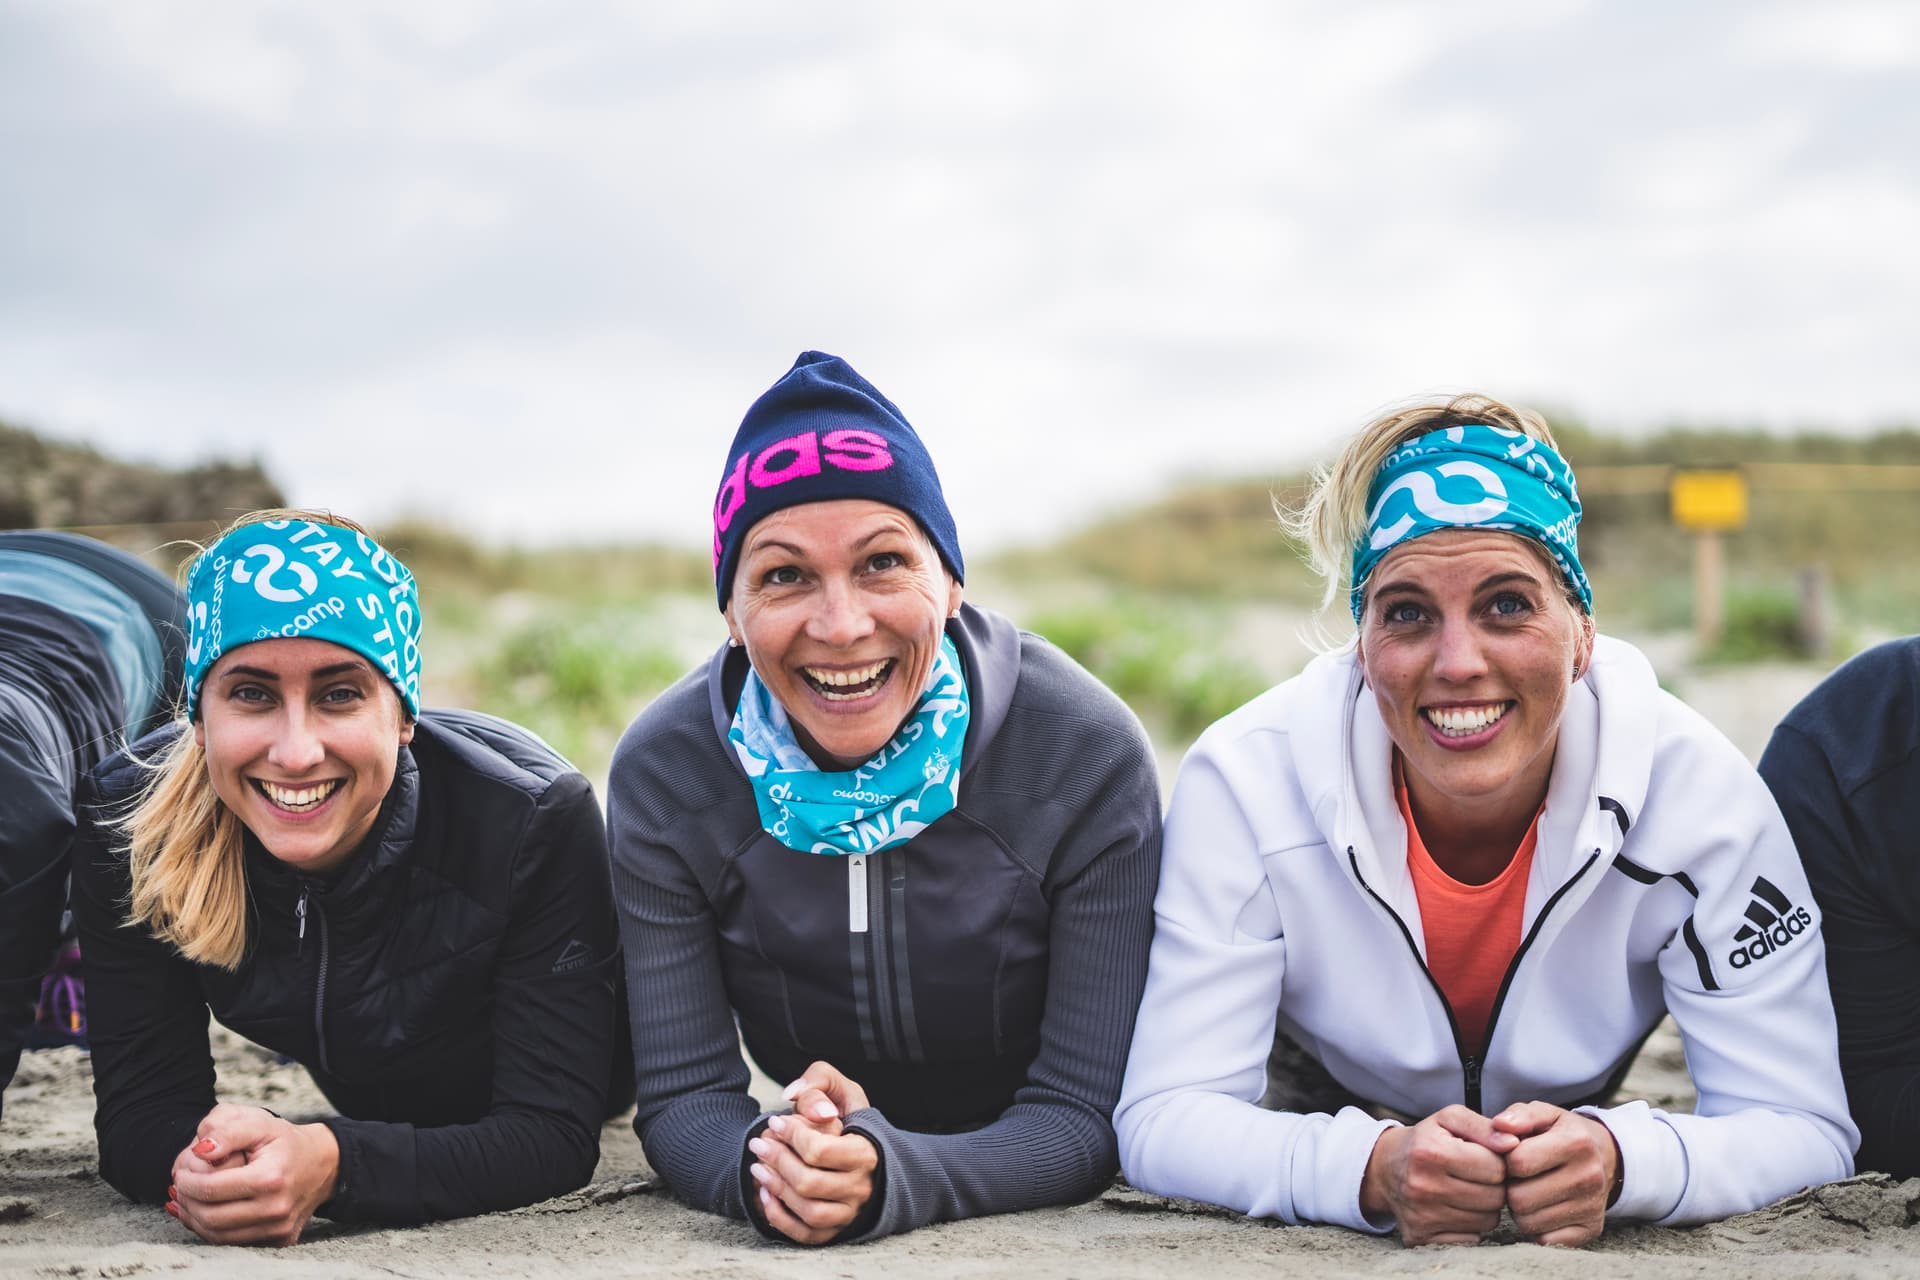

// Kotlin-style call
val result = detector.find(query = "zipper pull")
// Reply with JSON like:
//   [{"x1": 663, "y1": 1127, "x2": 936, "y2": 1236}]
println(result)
[
  {"x1": 847, "y1": 856, "x2": 869, "y2": 934},
  {"x1": 295, "y1": 886, "x2": 309, "y2": 943}
]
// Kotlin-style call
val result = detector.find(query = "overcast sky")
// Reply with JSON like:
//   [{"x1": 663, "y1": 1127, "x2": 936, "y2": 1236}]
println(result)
[{"x1": 2, "y1": 1, "x2": 1915, "y2": 551}]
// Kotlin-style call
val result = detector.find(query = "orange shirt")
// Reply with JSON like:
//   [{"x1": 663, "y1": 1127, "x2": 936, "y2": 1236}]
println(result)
[{"x1": 1397, "y1": 775, "x2": 1540, "y2": 1060}]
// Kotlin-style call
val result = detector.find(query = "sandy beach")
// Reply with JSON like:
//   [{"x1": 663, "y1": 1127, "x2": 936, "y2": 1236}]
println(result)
[
  {"x1": 4, "y1": 1020, "x2": 1917, "y2": 1279},
  {"x1": 5, "y1": 642, "x2": 1916, "y2": 1277}
]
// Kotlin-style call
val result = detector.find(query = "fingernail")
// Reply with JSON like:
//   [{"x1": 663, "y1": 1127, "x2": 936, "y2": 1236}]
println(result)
[
  {"x1": 165, "y1": 1202, "x2": 180, "y2": 1218},
  {"x1": 760, "y1": 1188, "x2": 774, "y2": 1207},
  {"x1": 192, "y1": 1139, "x2": 216, "y2": 1156},
  {"x1": 749, "y1": 1163, "x2": 773, "y2": 1184},
  {"x1": 808, "y1": 1100, "x2": 837, "y2": 1120},
  {"x1": 748, "y1": 1138, "x2": 770, "y2": 1158},
  {"x1": 782, "y1": 1079, "x2": 804, "y2": 1100},
  {"x1": 766, "y1": 1114, "x2": 788, "y2": 1133},
  {"x1": 168, "y1": 1184, "x2": 177, "y2": 1200}
]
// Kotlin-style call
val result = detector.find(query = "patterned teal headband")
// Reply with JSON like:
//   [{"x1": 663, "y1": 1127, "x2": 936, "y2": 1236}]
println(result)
[
  {"x1": 183, "y1": 519, "x2": 421, "y2": 720},
  {"x1": 1349, "y1": 424, "x2": 1591, "y2": 623}
]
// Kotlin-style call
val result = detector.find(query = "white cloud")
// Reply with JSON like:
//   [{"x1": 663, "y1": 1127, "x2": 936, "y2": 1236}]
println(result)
[
  {"x1": 0, "y1": 0, "x2": 1913, "y2": 554},
  {"x1": 1735, "y1": 1, "x2": 1920, "y2": 71}
]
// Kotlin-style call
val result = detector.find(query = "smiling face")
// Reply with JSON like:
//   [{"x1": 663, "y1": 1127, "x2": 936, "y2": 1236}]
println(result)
[
  {"x1": 726, "y1": 499, "x2": 962, "y2": 771},
  {"x1": 193, "y1": 637, "x2": 414, "y2": 877},
  {"x1": 1357, "y1": 529, "x2": 1593, "y2": 842}
]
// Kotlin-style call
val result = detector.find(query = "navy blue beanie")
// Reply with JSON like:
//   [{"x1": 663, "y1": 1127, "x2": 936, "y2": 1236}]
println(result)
[{"x1": 711, "y1": 351, "x2": 964, "y2": 609}]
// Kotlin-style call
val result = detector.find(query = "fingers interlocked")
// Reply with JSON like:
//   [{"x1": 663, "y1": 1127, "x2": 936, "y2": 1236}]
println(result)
[{"x1": 747, "y1": 1060, "x2": 880, "y2": 1246}]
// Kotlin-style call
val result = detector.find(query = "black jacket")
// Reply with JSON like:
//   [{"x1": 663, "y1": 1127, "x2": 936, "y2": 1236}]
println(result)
[
  {"x1": 1760, "y1": 636, "x2": 1920, "y2": 1178},
  {"x1": 72, "y1": 710, "x2": 624, "y2": 1224}
]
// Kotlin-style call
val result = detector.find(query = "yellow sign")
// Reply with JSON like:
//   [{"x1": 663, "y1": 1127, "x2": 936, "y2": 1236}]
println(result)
[{"x1": 1670, "y1": 469, "x2": 1748, "y2": 531}]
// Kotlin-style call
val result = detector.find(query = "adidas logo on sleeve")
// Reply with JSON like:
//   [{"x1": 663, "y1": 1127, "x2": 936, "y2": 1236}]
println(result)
[{"x1": 1727, "y1": 876, "x2": 1813, "y2": 969}]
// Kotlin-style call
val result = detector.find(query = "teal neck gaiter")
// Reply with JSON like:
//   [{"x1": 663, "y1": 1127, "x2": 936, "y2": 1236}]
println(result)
[{"x1": 727, "y1": 634, "x2": 969, "y2": 856}]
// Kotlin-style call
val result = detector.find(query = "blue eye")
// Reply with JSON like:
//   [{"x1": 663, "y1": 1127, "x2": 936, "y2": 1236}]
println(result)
[
  {"x1": 1380, "y1": 601, "x2": 1424, "y2": 625},
  {"x1": 1489, "y1": 593, "x2": 1531, "y2": 618}
]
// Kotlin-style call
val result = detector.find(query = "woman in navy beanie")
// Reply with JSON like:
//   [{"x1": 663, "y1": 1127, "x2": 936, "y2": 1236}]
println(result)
[{"x1": 609, "y1": 351, "x2": 1162, "y2": 1243}]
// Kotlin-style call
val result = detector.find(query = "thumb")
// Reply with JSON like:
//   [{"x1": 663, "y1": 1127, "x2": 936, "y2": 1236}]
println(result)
[
  {"x1": 811, "y1": 1066, "x2": 870, "y2": 1116},
  {"x1": 782, "y1": 1060, "x2": 869, "y2": 1120},
  {"x1": 192, "y1": 1104, "x2": 277, "y2": 1161},
  {"x1": 1436, "y1": 1105, "x2": 1519, "y2": 1153},
  {"x1": 1489, "y1": 1100, "x2": 1563, "y2": 1142}
]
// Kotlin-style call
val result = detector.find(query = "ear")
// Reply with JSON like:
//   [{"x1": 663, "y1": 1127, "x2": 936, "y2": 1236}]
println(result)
[
  {"x1": 722, "y1": 602, "x2": 743, "y2": 649},
  {"x1": 192, "y1": 718, "x2": 206, "y2": 748},
  {"x1": 946, "y1": 575, "x2": 964, "y2": 619},
  {"x1": 398, "y1": 716, "x2": 416, "y2": 747},
  {"x1": 1575, "y1": 611, "x2": 1596, "y2": 678}
]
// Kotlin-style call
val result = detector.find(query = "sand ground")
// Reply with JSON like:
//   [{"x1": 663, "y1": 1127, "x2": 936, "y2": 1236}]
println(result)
[
  {"x1": 4, "y1": 1024, "x2": 1916, "y2": 1279},
  {"x1": 5, "y1": 641, "x2": 1915, "y2": 1277}
]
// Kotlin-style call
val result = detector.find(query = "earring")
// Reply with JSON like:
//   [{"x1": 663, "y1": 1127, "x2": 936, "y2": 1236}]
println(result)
[{"x1": 727, "y1": 636, "x2": 740, "y2": 649}]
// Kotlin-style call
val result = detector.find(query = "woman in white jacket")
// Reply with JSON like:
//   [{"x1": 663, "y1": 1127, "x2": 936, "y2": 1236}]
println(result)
[{"x1": 1114, "y1": 396, "x2": 1855, "y2": 1247}]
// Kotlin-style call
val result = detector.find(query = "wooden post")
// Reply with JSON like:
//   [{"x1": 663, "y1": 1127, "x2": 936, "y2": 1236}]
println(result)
[
  {"x1": 1670, "y1": 469, "x2": 1745, "y2": 657},
  {"x1": 1797, "y1": 565, "x2": 1829, "y2": 659},
  {"x1": 1694, "y1": 530, "x2": 1723, "y2": 652}
]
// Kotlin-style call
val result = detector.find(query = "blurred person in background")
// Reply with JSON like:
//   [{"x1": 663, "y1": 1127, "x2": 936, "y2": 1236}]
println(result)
[
  {"x1": 73, "y1": 511, "x2": 630, "y2": 1244},
  {"x1": 1, "y1": 530, "x2": 184, "y2": 1120},
  {"x1": 1761, "y1": 638, "x2": 1920, "y2": 1178},
  {"x1": 1116, "y1": 398, "x2": 1856, "y2": 1246},
  {"x1": 609, "y1": 352, "x2": 1161, "y2": 1244}
]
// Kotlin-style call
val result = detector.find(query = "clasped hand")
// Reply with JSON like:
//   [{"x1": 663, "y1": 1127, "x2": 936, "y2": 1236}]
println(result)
[
  {"x1": 746, "y1": 1060, "x2": 880, "y2": 1245},
  {"x1": 167, "y1": 1102, "x2": 340, "y2": 1246},
  {"x1": 1360, "y1": 1101, "x2": 1619, "y2": 1247}
]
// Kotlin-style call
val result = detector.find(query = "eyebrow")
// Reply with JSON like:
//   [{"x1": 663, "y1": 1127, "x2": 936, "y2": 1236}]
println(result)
[
  {"x1": 219, "y1": 661, "x2": 373, "y2": 682},
  {"x1": 850, "y1": 524, "x2": 912, "y2": 549},
  {"x1": 1372, "y1": 570, "x2": 1547, "y2": 600},
  {"x1": 744, "y1": 523, "x2": 916, "y2": 560},
  {"x1": 743, "y1": 537, "x2": 806, "y2": 559}
]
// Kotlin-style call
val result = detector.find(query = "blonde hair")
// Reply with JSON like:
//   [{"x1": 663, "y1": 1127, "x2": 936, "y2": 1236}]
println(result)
[
  {"x1": 1280, "y1": 394, "x2": 1563, "y2": 619},
  {"x1": 119, "y1": 507, "x2": 380, "y2": 970}
]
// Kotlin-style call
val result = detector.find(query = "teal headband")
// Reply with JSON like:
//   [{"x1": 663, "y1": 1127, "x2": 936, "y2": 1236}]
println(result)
[
  {"x1": 183, "y1": 519, "x2": 421, "y2": 720},
  {"x1": 1349, "y1": 424, "x2": 1591, "y2": 623}
]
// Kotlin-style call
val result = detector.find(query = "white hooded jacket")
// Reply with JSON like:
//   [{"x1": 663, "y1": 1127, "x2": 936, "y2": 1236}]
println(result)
[{"x1": 1115, "y1": 635, "x2": 1856, "y2": 1232}]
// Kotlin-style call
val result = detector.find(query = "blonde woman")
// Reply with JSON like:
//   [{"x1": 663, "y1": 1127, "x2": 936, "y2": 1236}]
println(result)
[
  {"x1": 1116, "y1": 398, "x2": 1854, "y2": 1246},
  {"x1": 71, "y1": 511, "x2": 628, "y2": 1245}
]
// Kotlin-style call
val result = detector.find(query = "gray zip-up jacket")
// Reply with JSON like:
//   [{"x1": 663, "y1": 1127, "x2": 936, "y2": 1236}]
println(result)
[{"x1": 608, "y1": 604, "x2": 1160, "y2": 1241}]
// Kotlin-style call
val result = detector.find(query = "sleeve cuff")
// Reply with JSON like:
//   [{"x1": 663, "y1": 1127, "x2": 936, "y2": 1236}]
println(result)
[
  {"x1": 317, "y1": 1116, "x2": 360, "y2": 1222},
  {"x1": 1296, "y1": 1106, "x2": 1401, "y2": 1233},
  {"x1": 832, "y1": 1116, "x2": 888, "y2": 1243},
  {"x1": 1578, "y1": 1100, "x2": 1686, "y2": 1222},
  {"x1": 738, "y1": 1115, "x2": 780, "y2": 1239}
]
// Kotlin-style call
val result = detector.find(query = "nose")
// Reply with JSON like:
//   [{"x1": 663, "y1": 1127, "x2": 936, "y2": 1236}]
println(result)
[
  {"x1": 804, "y1": 579, "x2": 876, "y2": 650},
  {"x1": 266, "y1": 705, "x2": 326, "y2": 774},
  {"x1": 1430, "y1": 616, "x2": 1490, "y2": 684}
]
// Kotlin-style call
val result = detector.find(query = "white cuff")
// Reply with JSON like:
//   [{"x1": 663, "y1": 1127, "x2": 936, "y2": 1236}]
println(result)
[
  {"x1": 1579, "y1": 1099, "x2": 1686, "y2": 1222},
  {"x1": 1292, "y1": 1106, "x2": 1400, "y2": 1233}
]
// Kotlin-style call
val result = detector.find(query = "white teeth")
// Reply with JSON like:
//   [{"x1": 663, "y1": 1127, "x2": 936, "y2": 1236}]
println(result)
[
  {"x1": 804, "y1": 660, "x2": 892, "y2": 700},
  {"x1": 259, "y1": 780, "x2": 341, "y2": 811},
  {"x1": 1424, "y1": 703, "x2": 1511, "y2": 737}
]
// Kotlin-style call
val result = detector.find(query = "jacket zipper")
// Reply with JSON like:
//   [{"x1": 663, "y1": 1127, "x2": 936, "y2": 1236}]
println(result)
[
  {"x1": 845, "y1": 853, "x2": 921, "y2": 1062},
  {"x1": 1346, "y1": 844, "x2": 1601, "y2": 1114},
  {"x1": 296, "y1": 884, "x2": 333, "y2": 1076}
]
